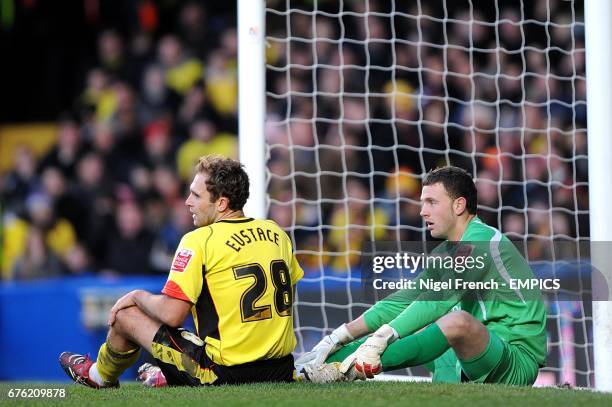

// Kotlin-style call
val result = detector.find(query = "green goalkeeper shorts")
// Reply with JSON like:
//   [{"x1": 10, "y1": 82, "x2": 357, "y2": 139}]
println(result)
[{"x1": 433, "y1": 330, "x2": 539, "y2": 385}]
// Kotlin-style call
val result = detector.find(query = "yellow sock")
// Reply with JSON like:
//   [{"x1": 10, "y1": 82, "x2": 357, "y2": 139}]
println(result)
[{"x1": 95, "y1": 342, "x2": 141, "y2": 384}]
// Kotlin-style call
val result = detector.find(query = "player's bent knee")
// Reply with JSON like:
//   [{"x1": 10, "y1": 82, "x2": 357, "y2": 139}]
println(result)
[
  {"x1": 452, "y1": 310, "x2": 477, "y2": 329},
  {"x1": 438, "y1": 310, "x2": 481, "y2": 342},
  {"x1": 114, "y1": 306, "x2": 143, "y2": 331}
]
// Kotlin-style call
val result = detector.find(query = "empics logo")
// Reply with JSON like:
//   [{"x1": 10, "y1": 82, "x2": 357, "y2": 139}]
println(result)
[{"x1": 171, "y1": 249, "x2": 194, "y2": 272}]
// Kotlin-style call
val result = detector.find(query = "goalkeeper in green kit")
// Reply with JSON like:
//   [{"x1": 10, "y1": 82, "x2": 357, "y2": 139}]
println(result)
[{"x1": 298, "y1": 166, "x2": 546, "y2": 385}]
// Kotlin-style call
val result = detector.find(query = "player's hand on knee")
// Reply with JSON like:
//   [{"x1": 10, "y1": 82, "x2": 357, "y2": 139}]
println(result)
[
  {"x1": 108, "y1": 290, "x2": 141, "y2": 326},
  {"x1": 296, "y1": 323, "x2": 354, "y2": 367},
  {"x1": 339, "y1": 324, "x2": 398, "y2": 379}
]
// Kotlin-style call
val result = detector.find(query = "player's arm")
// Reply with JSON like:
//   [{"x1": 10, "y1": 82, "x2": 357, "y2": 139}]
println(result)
[
  {"x1": 296, "y1": 298, "x2": 411, "y2": 367},
  {"x1": 361, "y1": 286, "x2": 418, "y2": 331},
  {"x1": 361, "y1": 264, "x2": 463, "y2": 341},
  {"x1": 359, "y1": 260, "x2": 442, "y2": 331},
  {"x1": 296, "y1": 268, "x2": 429, "y2": 367},
  {"x1": 108, "y1": 290, "x2": 192, "y2": 328},
  {"x1": 296, "y1": 298, "x2": 420, "y2": 368},
  {"x1": 369, "y1": 243, "x2": 492, "y2": 339},
  {"x1": 133, "y1": 290, "x2": 192, "y2": 327},
  {"x1": 338, "y1": 299, "x2": 457, "y2": 378},
  {"x1": 387, "y1": 299, "x2": 457, "y2": 338}
]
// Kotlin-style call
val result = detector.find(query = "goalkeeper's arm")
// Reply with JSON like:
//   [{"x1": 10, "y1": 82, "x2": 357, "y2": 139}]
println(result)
[
  {"x1": 296, "y1": 269, "x2": 427, "y2": 367},
  {"x1": 296, "y1": 293, "x2": 412, "y2": 367},
  {"x1": 295, "y1": 317, "x2": 368, "y2": 366},
  {"x1": 362, "y1": 262, "x2": 445, "y2": 330}
]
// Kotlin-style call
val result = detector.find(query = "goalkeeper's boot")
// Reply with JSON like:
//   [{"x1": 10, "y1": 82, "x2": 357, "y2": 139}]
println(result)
[
  {"x1": 300, "y1": 362, "x2": 352, "y2": 383},
  {"x1": 137, "y1": 363, "x2": 168, "y2": 387},
  {"x1": 59, "y1": 352, "x2": 119, "y2": 389}
]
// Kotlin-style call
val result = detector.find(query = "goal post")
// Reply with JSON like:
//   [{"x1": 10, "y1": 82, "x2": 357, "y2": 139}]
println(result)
[
  {"x1": 585, "y1": 0, "x2": 612, "y2": 392},
  {"x1": 238, "y1": 0, "x2": 267, "y2": 219}
]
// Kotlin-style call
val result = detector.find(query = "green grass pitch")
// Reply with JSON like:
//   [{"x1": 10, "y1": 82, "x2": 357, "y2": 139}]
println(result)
[{"x1": 1, "y1": 381, "x2": 611, "y2": 406}]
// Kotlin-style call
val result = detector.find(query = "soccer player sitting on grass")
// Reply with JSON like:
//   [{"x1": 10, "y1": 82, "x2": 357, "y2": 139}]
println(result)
[
  {"x1": 298, "y1": 166, "x2": 546, "y2": 385},
  {"x1": 60, "y1": 155, "x2": 304, "y2": 388}
]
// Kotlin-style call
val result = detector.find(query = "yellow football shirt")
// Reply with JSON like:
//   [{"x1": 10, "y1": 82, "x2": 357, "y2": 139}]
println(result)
[{"x1": 162, "y1": 217, "x2": 304, "y2": 366}]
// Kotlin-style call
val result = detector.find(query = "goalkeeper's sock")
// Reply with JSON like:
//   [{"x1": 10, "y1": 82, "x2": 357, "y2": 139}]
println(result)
[
  {"x1": 379, "y1": 323, "x2": 450, "y2": 371},
  {"x1": 95, "y1": 341, "x2": 141, "y2": 385}
]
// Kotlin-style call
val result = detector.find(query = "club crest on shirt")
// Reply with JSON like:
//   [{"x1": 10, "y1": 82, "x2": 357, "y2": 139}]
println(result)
[
  {"x1": 171, "y1": 249, "x2": 194, "y2": 272},
  {"x1": 454, "y1": 244, "x2": 474, "y2": 258}
]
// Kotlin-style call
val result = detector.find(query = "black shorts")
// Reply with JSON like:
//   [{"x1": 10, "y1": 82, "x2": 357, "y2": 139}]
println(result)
[{"x1": 151, "y1": 324, "x2": 295, "y2": 386}]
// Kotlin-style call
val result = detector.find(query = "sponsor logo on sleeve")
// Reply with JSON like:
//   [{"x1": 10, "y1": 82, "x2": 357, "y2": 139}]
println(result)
[{"x1": 171, "y1": 249, "x2": 194, "y2": 272}]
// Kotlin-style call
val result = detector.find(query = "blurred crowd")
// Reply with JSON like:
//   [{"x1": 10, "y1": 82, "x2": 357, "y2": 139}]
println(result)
[
  {"x1": 0, "y1": 0, "x2": 589, "y2": 280},
  {"x1": 1, "y1": 1, "x2": 238, "y2": 280}
]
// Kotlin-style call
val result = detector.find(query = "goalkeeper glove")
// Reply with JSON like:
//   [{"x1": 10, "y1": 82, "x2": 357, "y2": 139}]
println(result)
[
  {"x1": 340, "y1": 324, "x2": 398, "y2": 379},
  {"x1": 295, "y1": 324, "x2": 354, "y2": 367}
]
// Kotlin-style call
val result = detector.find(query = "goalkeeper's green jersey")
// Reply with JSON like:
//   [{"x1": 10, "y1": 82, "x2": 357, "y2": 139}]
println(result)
[{"x1": 363, "y1": 216, "x2": 547, "y2": 366}]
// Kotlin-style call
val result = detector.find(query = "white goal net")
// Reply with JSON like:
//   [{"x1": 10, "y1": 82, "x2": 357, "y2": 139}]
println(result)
[{"x1": 264, "y1": 0, "x2": 590, "y2": 386}]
